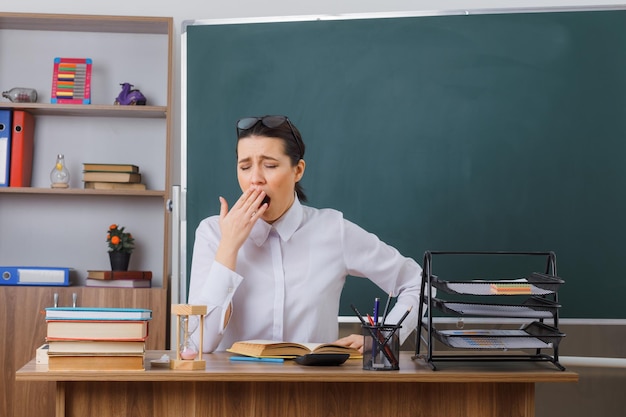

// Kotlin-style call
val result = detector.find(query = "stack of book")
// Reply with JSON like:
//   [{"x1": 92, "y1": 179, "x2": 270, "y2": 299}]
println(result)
[
  {"x1": 82, "y1": 163, "x2": 146, "y2": 190},
  {"x1": 44, "y1": 306, "x2": 151, "y2": 371},
  {"x1": 85, "y1": 270, "x2": 152, "y2": 288}
]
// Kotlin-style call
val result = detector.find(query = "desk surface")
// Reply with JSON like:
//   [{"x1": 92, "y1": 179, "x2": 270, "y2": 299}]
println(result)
[{"x1": 17, "y1": 351, "x2": 578, "y2": 383}]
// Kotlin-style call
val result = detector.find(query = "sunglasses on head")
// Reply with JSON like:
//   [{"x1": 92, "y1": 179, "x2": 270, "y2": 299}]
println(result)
[{"x1": 236, "y1": 115, "x2": 304, "y2": 158}]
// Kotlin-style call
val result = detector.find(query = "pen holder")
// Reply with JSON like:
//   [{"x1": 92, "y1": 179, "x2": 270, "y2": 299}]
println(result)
[{"x1": 362, "y1": 324, "x2": 401, "y2": 371}]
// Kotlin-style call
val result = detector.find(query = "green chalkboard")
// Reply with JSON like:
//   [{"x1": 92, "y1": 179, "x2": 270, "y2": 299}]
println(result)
[{"x1": 184, "y1": 9, "x2": 626, "y2": 318}]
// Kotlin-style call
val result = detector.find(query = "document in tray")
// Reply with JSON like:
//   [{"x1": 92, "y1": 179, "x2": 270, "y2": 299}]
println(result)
[
  {"x1": 445, "y1": 280, "x2": 552, "y2": 296},
  {"x1": 440, "y1": 329, "x2": 528, "y2": 336},
  {"x1": 439, "y1": 330, "x2": 552, "y2": 349},
  {"x1": 445, "y1": 336, "x2": 552, "y2": 349},
  {"x1": 443, "y1": 302, "x2": 553, "y2": 318}
]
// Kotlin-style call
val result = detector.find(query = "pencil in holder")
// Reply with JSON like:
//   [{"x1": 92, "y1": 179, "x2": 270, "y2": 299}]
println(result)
[{"x1": 362, "y1": 324, "x2": 401, "y2": 370}]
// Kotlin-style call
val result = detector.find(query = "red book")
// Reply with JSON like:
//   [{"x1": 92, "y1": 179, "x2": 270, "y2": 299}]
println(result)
[{"x1": 9, "y1": 110, "x2": 35, "y2": 187}]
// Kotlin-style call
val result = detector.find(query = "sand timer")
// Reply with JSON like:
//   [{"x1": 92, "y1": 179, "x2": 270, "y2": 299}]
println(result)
[{"x1": 170, "y1": 304, "x2": 207, "y2": 370}]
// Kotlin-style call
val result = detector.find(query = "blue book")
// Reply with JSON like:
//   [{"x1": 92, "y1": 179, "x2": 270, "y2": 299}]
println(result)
[
  {"x1": 0, "y1": 109, "x2": 12, "y2": 187},
  {"x1": 45, "y1": 307, "x2": 152, "y2": 321}
]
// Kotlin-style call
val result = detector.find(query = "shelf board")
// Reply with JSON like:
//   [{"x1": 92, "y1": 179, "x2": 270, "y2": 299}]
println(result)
[
  {"x1": 0, "y1": 12, "x2": 171, "y2": 34},
  {"x1": 0, "y1": 103, "x2": 167, "y2": 118},
  {"x1": 0, "y1": 187, "x2": 166, "y2": 197}
]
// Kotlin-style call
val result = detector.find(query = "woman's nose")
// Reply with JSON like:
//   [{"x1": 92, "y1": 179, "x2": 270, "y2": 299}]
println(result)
[{"x1": 250, "y1": 166, "x2": 265, "y2": 184}]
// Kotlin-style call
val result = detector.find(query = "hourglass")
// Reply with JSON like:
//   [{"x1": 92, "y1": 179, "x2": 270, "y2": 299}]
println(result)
[{"x1": 170, "y1": 304, "x2": 206, "y2": 370}]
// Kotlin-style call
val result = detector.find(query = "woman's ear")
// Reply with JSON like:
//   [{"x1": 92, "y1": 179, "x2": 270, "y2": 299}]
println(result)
[{"x1": 295, "y1": 159, "x2": 306, "y2": 182}]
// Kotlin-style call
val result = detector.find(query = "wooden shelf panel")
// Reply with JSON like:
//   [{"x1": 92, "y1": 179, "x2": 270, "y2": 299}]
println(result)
[
  {"x1": 0, "y1": 103, "x2": 167, "y2": 118},
  {"x1": 0, "y1": 187, "x2": 167, "y2": 198},
  {"x1": 0, "y1": 12, "x2": 171, "y2": 34}
]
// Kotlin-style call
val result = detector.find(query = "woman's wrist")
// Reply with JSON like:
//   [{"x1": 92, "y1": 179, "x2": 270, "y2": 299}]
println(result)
[{"x1": 214, "y1": 243, "x2": 239, "y2": 271}]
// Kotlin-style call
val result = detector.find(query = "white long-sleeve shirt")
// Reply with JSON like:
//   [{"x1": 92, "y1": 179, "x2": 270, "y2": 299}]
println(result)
[{"x1": 188, "y1": 197, "x2": 422, "y2": 353}]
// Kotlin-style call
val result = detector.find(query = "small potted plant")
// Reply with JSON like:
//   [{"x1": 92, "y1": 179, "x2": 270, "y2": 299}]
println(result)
[{"x1": 106, "y1": 224, "x2": 135, "y2": 271}]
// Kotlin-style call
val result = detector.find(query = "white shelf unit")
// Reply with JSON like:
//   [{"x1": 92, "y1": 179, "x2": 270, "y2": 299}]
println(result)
[{"x1": 0, "y1": 12, "x2": 174, "y2": 289}]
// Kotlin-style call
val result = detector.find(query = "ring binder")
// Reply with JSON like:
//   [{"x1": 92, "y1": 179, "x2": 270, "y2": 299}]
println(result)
[
  {"x1": 0, "y1": 109, "x2": 12, "y2": 187},
  {"x1": 0, "y1": 266, "x2": 70, "y2": 286}
]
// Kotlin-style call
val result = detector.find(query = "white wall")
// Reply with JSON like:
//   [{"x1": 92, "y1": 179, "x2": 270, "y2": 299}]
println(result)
[{"x1": 4, "y1": 0, "x2": 625, "y2": 184}]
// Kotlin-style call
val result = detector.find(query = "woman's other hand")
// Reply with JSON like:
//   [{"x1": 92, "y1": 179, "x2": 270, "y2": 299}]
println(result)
[{"x1": 333, "y1": 334, "x2": 365, "y2": 353}]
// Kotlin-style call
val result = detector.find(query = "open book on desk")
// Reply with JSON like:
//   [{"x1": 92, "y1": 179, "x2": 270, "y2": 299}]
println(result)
[{"x1": 227, "y1": 339, "x2": 361, "y2": 358}]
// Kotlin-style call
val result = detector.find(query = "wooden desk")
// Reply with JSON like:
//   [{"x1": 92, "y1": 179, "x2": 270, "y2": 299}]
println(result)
[{"x1": 16, "y1": 351, "x2": 577, "y2": 417}]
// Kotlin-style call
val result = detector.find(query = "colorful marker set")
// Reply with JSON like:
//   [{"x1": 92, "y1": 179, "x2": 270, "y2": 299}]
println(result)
[{"x1": 51, "y1": 57, "x2": 92, "y2": 104}]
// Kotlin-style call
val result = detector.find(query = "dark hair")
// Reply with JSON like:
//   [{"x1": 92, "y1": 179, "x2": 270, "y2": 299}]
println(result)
[{"x1": 236, "y1": 117, "x2": 307, "y2": 202}]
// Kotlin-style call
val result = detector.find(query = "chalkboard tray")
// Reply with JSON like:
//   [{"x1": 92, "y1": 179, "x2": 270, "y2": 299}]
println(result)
[{"x1": 432, "y1": 297, "x2": 560, "y2": 319}]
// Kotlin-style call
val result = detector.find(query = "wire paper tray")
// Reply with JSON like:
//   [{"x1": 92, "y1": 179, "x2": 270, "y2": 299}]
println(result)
[
  {"x1": 433, "y1": 297, "x2": 560, "y2": 319},
  {"x1": 433, "y1": 322, "x2": 565, "y2": 350},
  {"x1": 430, "y1": 272, "x2": 563, "y2": 296}
]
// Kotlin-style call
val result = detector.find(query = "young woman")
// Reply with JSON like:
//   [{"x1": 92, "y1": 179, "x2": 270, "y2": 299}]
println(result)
[{"x1": 188, "y1": 115, "x2": 422, "y2": 353}]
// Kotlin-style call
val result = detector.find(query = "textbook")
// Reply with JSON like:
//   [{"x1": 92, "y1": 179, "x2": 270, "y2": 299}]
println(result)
[
  {"x1": 36, "y1": 343, "x2": 49, "y2": 365},
  {"x1": 87, "y1": 270, "x2": 152, "y2": 280},
  {"x1": 45, "y1": 307, "x2": 152, "y2": 321},
  {"x1": 227, "y1": 339, "x2": 361, "y2": 358},
  {"x1": 85, "y1": 278, "x2": 151, "y2": 288},
  {"x1": 82, "y1": 171, "x2": 141, "y2": 183},
  {"x1": 84, "y1": 181, "x2": 146, "y2": 191},
  {"x1": 48, "y1": 354, "x2": 144, "y2": 371},
  {"x1": 47, "y1": 340, "x2": 145, "y2": 355},
  {"x1": 46, "y1": 320, "x2": 149, "y2": 341},
  {"x1": 82, "y1": 163, "x2": 139, "y2": 172}
]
